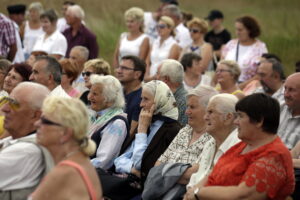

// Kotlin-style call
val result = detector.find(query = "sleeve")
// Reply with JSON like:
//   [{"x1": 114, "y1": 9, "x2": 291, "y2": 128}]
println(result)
[
  {"x1": 3, "y1": 21, "x2": 16, "y2": 46},
  {"x1": 221, "y1": 39, "x2": 234, "y2": 58},
  {"x1": 91, "y1": 119, "x2": 127, "y2": 170},
  {"x1": 114, "y1": 144, "x2": 134, "y2": 173},
  {"x1": 131, "y1": 133, "x2": 148, "y2": 170},
  {"x1": 51, "y1": 33, "x2": 68, "y2": 56},
  {"x1": 87, "y1": 34, "x2": 99, "y2": 59},
  {"x1": 241, "y1": 153, "x2": 287, "y2": 199}
]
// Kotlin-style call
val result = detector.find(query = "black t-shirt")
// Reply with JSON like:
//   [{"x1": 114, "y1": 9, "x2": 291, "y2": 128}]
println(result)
[
  {"x1": 124, "y1": 87, "x2": 142, "y2": 126},
  {"x1": 205, "y1": 29, "x2": 231, "y2": 51}
]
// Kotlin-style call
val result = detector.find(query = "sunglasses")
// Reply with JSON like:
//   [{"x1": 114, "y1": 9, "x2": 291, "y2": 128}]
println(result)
[
  {"x1": 82, "y1": 71, "x2": 94, "y2": 77},
  {"x1": 0, "y1": 97, "x2": 20, "y2": 111},
  {"x1": 156, "y1": 24, "x2": 168, "y2": 29},
  {"x1": 189, "y1": 28, "x2": 200, "y2": 33},
  {"x1": 40, "y1": 116, "x2": 62, "y2": 127}
]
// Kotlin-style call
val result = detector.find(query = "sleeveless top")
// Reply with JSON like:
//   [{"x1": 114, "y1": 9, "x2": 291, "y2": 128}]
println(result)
[
  {"x1": 59, "y1": 160, "x2": 98, "y2": 200},
  {"x1": 23, "y1": 21, "x2": 44, "y2": 56},
  {"x1": 150, "y1": 36, "x2": 178, "y2": 76},
  {"x1": 118, "y1": 32, "x2": 148, "y2": 62}
]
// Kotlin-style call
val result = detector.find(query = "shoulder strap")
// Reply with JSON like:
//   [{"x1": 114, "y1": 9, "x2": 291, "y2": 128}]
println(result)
[{"x1": 59, "y1": 160, "x2": 97, "y2": 200}]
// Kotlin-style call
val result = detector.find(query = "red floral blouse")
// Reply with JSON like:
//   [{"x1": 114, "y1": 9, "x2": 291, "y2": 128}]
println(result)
[{"x1": 206, "y1": 137, "x2": 295, "y2": 200}]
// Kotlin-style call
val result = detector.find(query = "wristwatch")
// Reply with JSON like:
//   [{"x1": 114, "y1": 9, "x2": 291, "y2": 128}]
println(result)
[{"x1": 194, "y1": 188, "x2": 200, "y2": 200}]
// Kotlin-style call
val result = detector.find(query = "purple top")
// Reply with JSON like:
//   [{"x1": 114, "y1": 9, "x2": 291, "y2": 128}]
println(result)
[{"x1": 63, "y1": 24, "x2": 99, "y2": 59}]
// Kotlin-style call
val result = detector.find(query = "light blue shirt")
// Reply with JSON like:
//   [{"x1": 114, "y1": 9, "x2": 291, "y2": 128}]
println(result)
[{"x1": 114, "y1": 120, "x2": 164, "y2": 173}]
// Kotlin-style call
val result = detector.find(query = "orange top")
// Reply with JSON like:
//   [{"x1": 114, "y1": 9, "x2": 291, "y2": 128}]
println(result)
[{"x1": 206, "y1": 137, "x2": 295, "y2": 200}]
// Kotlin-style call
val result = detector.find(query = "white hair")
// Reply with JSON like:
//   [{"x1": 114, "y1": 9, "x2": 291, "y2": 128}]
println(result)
[
  {"x1": 187, "y1": 85, "x2": 218, "y2": 107},
  {"x1": 68, "y1": 5, "x2": 85, "y2": 20},
  {"x1": 209, "y1": 93, "x2": 238, "y2": 115},
  {"x1": 13, "y1": 82, "x2": 50, "y2": 110},
  {"x1": 90, "y1": 75, "x2": 125, "y2": 109},
  {"x1": 163, "y1": 4, "x2": 182, "y2": 20},
  {"x1": 71, "y1": 46, "x2": 89, "y2": 61},
  {"x1": 159, "y1": 59, "x2": 184, "y2": 83}
]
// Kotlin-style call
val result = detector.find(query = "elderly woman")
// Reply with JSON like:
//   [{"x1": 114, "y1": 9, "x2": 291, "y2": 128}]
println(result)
[
  {"x1": 181, "y1": 17, "x2": 213, "y2": 72},
  {"x1": 99, "y1": 80, "x2": 181, "y2": 199},
  {"x1": 88, "y1": 75, "x2": 128, "y2": 170},
  {"x1": 30, "y1": 97, "x2": 102, "y2": 200},
  {"x1": 216, "y1": 60, "x2": 245, "y2": 99},
  {"x1": 185, "y1": 93, "x2": 295, "y2": 200},
  {"x1": 32, "y1": 9, "x2": 67, "y2": 60},
  {"x1": 2, "y1": 63, "x2": 32, "y2": 95},
  {"x1": 222, "y1": 16, "x2": 268, "y2": 86},
  {"x1": 20, "y1": 2, "x2": 44, "y2": 59},
  {"x1": 79, "y1": 58, "x2": 111, "y2": 105},
  {"x1": 113, "y1": 7, "x2": 150, "y2": 68},
  {"x1": 60, "y1": 59, "x2": 81, "y2": 97},
  {"x1": 146, "y1": 16, "x2": 181, "y2": 81}
]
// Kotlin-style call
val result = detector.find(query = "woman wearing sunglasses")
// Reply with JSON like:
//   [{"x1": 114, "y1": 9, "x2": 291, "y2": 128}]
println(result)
[
  {"x1": 30, "y1": 96, "x2": 103, "y2": 200},
  {"x1": 79, "y1": 58, "x2": 111, "y2": 105},
  {"x1": 145, "y1": 16, "x2": 181, "y2": 81}
]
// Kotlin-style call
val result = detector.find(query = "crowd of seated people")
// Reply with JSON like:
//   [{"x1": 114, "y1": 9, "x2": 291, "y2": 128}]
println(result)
[{"x1": 0, "y1": 0, "x2": 299, "y2": 199}]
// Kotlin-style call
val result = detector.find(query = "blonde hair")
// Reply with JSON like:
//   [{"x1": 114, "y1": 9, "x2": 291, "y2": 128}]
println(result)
[
  {"x1": 84, "y1": 58, "x2": 111, "y2": 75},
  {"x1": 28, "y1": 2, "x2": 44, "y2": 15},
  {"x1": 218, "y1": 60, "x2": 241, "y2": 81},
  {"x1": 124, "y1": 7, "x2": 144, "y2": 32},
  {"x1": 187, "y1": 17, "x2": 209, "y2": 34},
  {"x1": 159, "y1": 16, "x2": 175, "y2": 36},
  {"x1": 42, "y1": 96, "x2": 96, "y2": 156}
]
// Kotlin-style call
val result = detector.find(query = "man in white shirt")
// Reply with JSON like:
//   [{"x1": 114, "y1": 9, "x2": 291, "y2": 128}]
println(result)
[
  {"x1": 162, "y1": 4, "x2": 192, "y2": 49},
  {"x1": 29, "y1": 55, "x2": 70, "y2": 97},
  {"x1": 0, "y1": 82, "x2": 50, "y2": 198}
]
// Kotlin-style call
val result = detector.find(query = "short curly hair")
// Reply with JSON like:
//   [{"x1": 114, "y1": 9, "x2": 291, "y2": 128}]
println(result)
[
  {"x1": 187, "y1": 17, "x2": 209, "y2": 35},
  {"x1": 236, "y1": 16, "x2": 261, "y2": 38}
]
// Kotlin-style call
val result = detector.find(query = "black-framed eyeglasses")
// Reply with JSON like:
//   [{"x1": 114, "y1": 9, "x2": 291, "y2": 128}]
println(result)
[
  {"x1": 82, "y1": 71, "x2": 94, "y2": 77},
  {"x1": 117, "y1": 66, "x2": 141, "y2": 71},
  {"x1": 156, "y1": 24, "x2": 168, "y2": 30},
  {"x1": 0, "y1": 96, "x2": 20, "y2": 111},
  {"x1": 189, "y1": 28, "x2": 200, "y2": 33},
  {"x1": 216, "y1": 69, "x2": 232, "y2": 73},
  {"x1": 40, "y1": 116, "x2": 62, "y2": 127}
]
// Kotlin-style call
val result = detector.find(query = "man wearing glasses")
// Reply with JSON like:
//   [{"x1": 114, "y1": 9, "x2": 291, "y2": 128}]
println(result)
[
  {"x1": 116, "y1": 55, "x2": 146, "y2": 136},
  {"x1": 0, "y1": 82, "x2": 50, "y2": 199}
]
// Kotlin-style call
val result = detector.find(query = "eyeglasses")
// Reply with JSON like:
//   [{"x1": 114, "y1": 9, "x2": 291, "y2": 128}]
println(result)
[
  {"x1": 216, "y1": 69, "x2": 232, "y2": 73},
  {"x1": 189, "y1": 28, "x2": 201, "y2": 33},
  {"x1": 82, "y1": 71, "x2": 94, "y2": 77},
  {"x1": 40, "y1": 116, "x2": 62, "y2": 127},
  {"x1": 117, "y1": 66, "x2": 140, "y2": 71},
  {"x1": 156, "y1": 24, "x2": 168, "y2": 30},
  {"x1": 0, "y1": 97, "x2": 20, "y2": 111}
]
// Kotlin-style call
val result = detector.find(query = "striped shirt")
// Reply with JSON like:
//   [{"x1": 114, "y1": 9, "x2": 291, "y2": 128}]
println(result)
[{"x1": 0, "y1": 13, "x2": 16, "y2": 58}]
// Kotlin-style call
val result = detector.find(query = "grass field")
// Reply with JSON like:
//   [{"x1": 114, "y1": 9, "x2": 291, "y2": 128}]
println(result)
[{"x1": 1, "y1": 0, "x2": 299, "y2": 75}]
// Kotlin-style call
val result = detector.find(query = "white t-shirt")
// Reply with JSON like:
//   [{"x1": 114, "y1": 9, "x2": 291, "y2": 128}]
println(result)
[
  {"x1": 56, "y1": 17, "x2": 70, "y2": 33},
  {"x1": 23, "y1": 21, "x2": 44, "y2": 56},
  {"x1": 144, "y1": 12, "x2": 158, "y2": 44},
  {"x1": 50, "y1": 85, "x2": 71, "y2": 98},
  {"x1": 33, "y1": 30, "x2": 67, "y2": 57},
  {"x1": 12, "y1": 22, "x2": 25, "y2": 63},
  {"x1": 118, "y1": 32, "x2": 148, "y2": 62},
  {"x1": 175, "y1": 23, "x2": 192, "y2": 49},
  {"x1": 150, "y1": 36, "x2": 178, "y2": 76}
]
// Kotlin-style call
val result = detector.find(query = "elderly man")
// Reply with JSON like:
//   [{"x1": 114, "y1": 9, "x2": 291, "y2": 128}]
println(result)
[
  {"x1": 278, "y1": 72, "x2": 300, "y2": 149},
  {"x1": 162, "y1": 4, "x2": 192, "y2": 49},
  {"x1": 69, "y1": 46, "x2": 89, "y2": 93},
  {"x1": 0, "y1": 82, "x2": 50, "y2": 198},
  {"x1": 256, "y1": 58, "x2": 285, "y2": 103},
  {"x1": 116, "y1": 55, "x2": 146, "y2": 135},
  {"x1": 29, "y1": 55, "x2": 69, "y2": 97},
  {"x1": 157, "y1": 59, "x2": 188, "y2": 126},
  {"x1": 63, "y1": 5, "x2": 99, "y2": 59}
]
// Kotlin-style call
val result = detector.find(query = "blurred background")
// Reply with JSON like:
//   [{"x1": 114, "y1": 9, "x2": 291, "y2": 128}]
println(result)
[{"x1": 1, "y1": 0, "x2": 299, "y2": 75}]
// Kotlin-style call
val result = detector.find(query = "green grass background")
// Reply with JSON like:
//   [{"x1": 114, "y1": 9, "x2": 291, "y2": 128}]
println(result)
[{"x1": 2, "y1": 0, "x2": 299, "y2": 75}]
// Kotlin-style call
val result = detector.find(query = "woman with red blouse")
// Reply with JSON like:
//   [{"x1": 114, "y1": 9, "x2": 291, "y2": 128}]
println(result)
[{"x1": 184, "y1": 93, "x2": 295, "y2": 200}]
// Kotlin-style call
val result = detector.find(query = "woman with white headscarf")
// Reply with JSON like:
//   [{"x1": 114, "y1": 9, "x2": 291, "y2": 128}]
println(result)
[{"x1": 98, "y1": 80, "x2": 181, "y2": 199}]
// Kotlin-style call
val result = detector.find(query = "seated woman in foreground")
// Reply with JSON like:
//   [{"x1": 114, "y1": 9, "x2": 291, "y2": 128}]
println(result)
[
  {"x1": 184, "y1": 93, "x2": 294, "y2": 200},
  {"x1": 30, "y1": 97, "x2": 103, "y2": 200}
]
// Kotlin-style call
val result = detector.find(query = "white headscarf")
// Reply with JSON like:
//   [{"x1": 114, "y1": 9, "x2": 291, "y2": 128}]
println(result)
[{"x1": 143, "y1": 80, "x2": 178, "y2": 120}]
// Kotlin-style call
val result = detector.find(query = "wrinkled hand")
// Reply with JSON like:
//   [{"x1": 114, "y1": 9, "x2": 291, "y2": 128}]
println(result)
[
  {"x1": 183, "y1": 186, "x2": 196, "y2": 200},
  {"x1": 137, "y1": 104, "x2": 155, "y2": 133},
  {"x1": 130, "y1": 167, "x2": 141, "y2": 178}
]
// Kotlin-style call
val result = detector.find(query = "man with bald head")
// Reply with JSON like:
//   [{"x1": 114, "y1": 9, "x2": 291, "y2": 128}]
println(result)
[
  {"x1": 0, "y1": 82, "x2": 50, "y2": 198},
  {"x1": 278, "y1": 72, "x2": 300, "y2": 149}
]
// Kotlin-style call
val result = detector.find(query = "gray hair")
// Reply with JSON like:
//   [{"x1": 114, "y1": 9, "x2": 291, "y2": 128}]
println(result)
[
  {"x1": 36, "y1": 56, "x2": 62, "y2": 84},
  {"x1": 28, "y1": 2, "x2": 44, "y2": 15},
  {"x1": 209, "y1": 93, "x2": 238, "y2": 115},
  {"x1": 163, "y1": 4, "x2": 182, "y2": 20},
  {"x1": 187, "y1": 85, "x2": 218, "y2": 107},
  {"x1": 90, "y1": 75, "x2": 125, "y2": 109},
  {"x1": 71, "y1": 46, "x2": 89, "y2": 61},
  {"x1": 13, "y1": 82, "x2": 50, "y2": 110},
  {"x1": 0, "y1": 59, "x2": 11, "y2": 74},
  {"x1": 160, "y1": 59, "x2": 184, "y2": 83},
  {"x1": 68, "y1": 5, "x2": 85, "y2": 20}
]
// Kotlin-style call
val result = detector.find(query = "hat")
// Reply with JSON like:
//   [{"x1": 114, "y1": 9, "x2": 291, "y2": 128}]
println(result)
[
  {"x1": 7, "y1": 4, "x2": 26, "y2": 14},
  {"x1": 206, "y1": 10, "x2": 224, "y2": 21},
  {"x1": 160, "y1": 0, "x2": 179, "y2": 5}
]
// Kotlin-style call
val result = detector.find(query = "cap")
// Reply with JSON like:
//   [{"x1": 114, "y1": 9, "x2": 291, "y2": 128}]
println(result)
[
  {"x1": 206, "y1": 10, "x2": 224, "y2": 21},
  {"x1": 160, "y1": 0, "x2": 179, "y2": 6},
  {"x1": 7, "y1": 4, "x2": 26, "y2": 14}
]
